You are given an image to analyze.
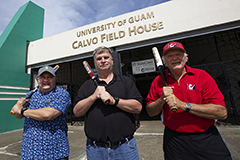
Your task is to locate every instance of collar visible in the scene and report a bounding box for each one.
[185,65,195,75]
[96,73,117,86]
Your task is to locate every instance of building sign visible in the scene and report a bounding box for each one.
[72,11,163,50]
[132,59,156,75]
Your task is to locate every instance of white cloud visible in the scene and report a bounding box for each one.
[0,0,169,37]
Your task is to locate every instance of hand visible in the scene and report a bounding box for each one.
[162,86,181,111]
[11,98,29,115]
[164,94,179,109]
[162,86,173,98]
[93,86,114,105]
[93,86,106,99]
[100,91,114,105]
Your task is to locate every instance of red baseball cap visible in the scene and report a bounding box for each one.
[162,41,186,56]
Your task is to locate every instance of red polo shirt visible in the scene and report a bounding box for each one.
[146,65,226,133]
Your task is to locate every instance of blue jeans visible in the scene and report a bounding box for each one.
[86,137,139,160]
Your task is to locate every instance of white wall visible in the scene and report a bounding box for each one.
[27,0,240,66]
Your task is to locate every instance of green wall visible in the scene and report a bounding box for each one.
[0,1,44,133]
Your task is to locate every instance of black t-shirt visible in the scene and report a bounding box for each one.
[75,74,143,142]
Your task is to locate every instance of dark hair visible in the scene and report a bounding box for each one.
[93,46,112,61]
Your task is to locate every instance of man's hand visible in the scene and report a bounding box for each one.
[11,98,29,118]
[12,98,29,114]
[162,86,173,98]
[164,94,180,109]
[100,91,115,105]
[162,86,181,111]
[92,86,112,104]
[93,86,106,99]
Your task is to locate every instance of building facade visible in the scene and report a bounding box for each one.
[1,0,240,132]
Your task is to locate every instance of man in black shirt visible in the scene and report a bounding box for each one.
[74,46,143,160]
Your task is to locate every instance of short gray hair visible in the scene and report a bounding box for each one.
[93,46,112,57]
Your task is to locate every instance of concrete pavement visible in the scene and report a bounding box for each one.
[0,120,240,160]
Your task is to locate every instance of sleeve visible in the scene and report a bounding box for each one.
[24,88,39,108]
[73,80,94,106]
[25,88,38,99]
[201,71,226,107]
[146,76,162,105]
[49,89,71,114]
[25,92,32,98]
[125,76,143,104]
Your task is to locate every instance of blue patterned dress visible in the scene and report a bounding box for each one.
[20,86,71,160]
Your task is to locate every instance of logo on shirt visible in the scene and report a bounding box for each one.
[186,83,196,90]
[45,100,50,106]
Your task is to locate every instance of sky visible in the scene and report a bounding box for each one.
[0,0,169,38]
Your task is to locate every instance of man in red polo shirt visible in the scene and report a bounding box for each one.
[146,41,232,160]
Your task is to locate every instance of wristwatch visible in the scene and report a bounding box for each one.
[21,107,28,117]
[113,97,119,106]
[185,103,192,112]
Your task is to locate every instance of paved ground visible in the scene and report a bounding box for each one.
[0,120,239,160]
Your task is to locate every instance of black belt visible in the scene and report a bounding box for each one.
[89,135,133,148]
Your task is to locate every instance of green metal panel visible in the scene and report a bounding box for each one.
[0,100,25,133]
[0,1,44,133]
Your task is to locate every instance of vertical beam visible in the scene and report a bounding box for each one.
[112,47,121,75]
